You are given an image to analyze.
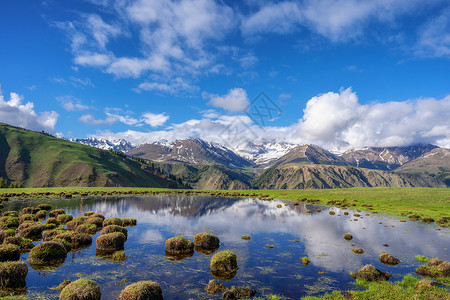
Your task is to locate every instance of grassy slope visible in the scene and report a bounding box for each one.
[1,187,448,220]
[0,123,178,188]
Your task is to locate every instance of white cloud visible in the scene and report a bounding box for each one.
[137,77,198,95]
[142,112,169,127]
[296,88,450,149]
[57,96,91,111]
[56,0,236,84]
[90,88,450,151]
[0,87,58,133]
[241,2,302,36]
[79,114,117,126]
[74,53,112,67]
[208,88,250,113]
[415,7,450,57]
[241,0,435,41]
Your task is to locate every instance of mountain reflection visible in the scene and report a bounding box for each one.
[88,195,449,272]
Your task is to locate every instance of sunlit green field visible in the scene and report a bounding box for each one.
[1,187,449,221]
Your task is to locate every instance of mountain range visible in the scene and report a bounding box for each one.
[0,123,448,189]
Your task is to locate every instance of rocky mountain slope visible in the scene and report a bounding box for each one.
[340,144,438,170]
[395,148,450,185]
[272,144,348,167]
[127,138,253,168]
[253,164,447,189]
[0,123,181,188]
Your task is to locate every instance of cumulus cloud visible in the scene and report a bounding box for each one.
[0,87,58,132]
[142,113,169,127]
[55,0,237,88]
[208,88,250,113]
[241,0,436,41]
[57,96,91,111]
[136,77,199,95]
[415,7,450,57]
[79,110,169,128]
[91,88,450,151]
[296,88,450,149]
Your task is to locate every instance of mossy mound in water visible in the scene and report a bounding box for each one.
[43,229,67,241]
[118,280,163,300]
[103,218,122,227]
[0,261,28,290]
[66,216,88,230]
[210,250,238,280]
[56,214,73,224]
[56,280,71,291]
[165,236,194,255]
[121,218,137,227]
[85,217,103,229]
[0,244,20,262]
[222,286,256,300]
[55,232,92,250]
[194,232,220,249]
[17,222,44,240]
[2,211,18,217]
[60,278,101,300]
[379,253,401,265]
[19,213,38,223]
[37,204,51,211]
[27,241,67,266]
[0,216,19,229]
[49,209,65,218]
[76,224,98,235]
[205,279,227,294]
[344,233,353,240]
[85,213,104,220]
[416,259,450,278]
[0,230,15,243]
[20,207,39,215]
[96,232,126,251]
[3,237,34,253]
[36,210,47,219]
[46,217,59,226]
[351,264,390,281]
[100,225,128,240]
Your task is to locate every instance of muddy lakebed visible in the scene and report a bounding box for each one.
[3,195,450,299]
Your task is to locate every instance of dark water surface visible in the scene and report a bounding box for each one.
[4,195,450,299]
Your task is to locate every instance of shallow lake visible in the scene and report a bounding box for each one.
[4,195,450,299]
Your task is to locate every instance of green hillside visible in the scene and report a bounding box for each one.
[253,163,447,189]
[0,123,181,188]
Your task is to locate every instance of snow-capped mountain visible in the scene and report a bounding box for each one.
[69,137,135,153]
[340,144,438,170]
[234,141,296,166]
[126,138,253,167]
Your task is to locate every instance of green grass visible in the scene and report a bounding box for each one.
[302,278,449,299]
[415,255,430,262]
[1,187,449,221]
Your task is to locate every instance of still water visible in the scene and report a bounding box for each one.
[4,195,450,299]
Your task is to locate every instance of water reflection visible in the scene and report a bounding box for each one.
[3,195,450,299]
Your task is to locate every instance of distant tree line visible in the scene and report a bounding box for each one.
[0,177,23,188]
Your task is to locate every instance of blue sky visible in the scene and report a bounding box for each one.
[0,0,449,151]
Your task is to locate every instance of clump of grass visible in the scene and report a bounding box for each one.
[100,225,128,240]
[343,233,353,240]
[241,235,251,240]
[210,250,238,273]
[27,241,67,265]
[56,214,73,224]
[165,236,194,254]
[121,218,137,226]
[0,261,28,290]
[204,279,227,294]
[193,232,219,248]
[352,248,364,254]
[102,217,122,227]
[60,278,101,300]
[399,275,419,287]
[350,265,390,281]
[96,232,126,251]
[118,281,162,300]
[0,244,21,262]
[415,255,430,262]
[301,257,310,265]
